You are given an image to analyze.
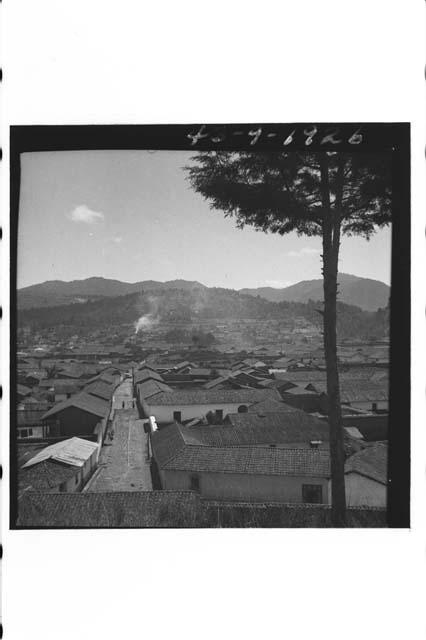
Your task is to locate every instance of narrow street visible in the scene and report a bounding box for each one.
[87,377,153,492]
[112,376,136,411]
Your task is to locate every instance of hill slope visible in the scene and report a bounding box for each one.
[18,277,206,309]
[240,273,390,311]
[17,287,389,341]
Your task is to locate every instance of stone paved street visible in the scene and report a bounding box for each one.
[88,378,153,492]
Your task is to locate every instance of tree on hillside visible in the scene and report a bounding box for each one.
[185,151,391,526]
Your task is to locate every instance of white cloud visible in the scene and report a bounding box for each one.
[67,204,105,224]
[288,247,321,258]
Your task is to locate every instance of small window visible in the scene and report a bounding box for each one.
[372,402,377,412]
[215,409,223,421]
[237,405,248,414]
[190,475,200,491]
[302,484,323,504]
[28,428,33,437]
[20,429,28,439]
[173,411,182,423]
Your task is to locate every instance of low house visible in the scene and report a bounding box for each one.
[100,366,123,377]
[85,371,119,386]
[203,370,263,390]
[21,370,48,387]
[225,409,330,449]
[56,366,94,380]
[279,386,321,412]
[151,422,331,504]
[344,443,388,507]
[41,392,110,437]
[143,388,281,425]
[19,437,99,495]
[38,379,84,402]
[157,373,206,389]
[188,368,213,380]
[247,397,296,414]
[17,400,56,440]
[313,380,389,413]
[203,376,234,390]
[84,380,116,402]
[341,413,388,442]
[203,376,245,391]
[134,368,164,385]
[153,361,195,374]
[136,380,173,409]
[271,357,294,369]
[230,370,265,388]
[174,361,195,374]
[273,370,327,388]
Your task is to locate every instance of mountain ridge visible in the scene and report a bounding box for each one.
[18,273,390,312]
[240,273,390,312]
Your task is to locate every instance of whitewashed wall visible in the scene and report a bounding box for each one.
[161,469,330,504]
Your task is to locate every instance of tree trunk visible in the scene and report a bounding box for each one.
[322,251,346,526]
[319,154,347,527]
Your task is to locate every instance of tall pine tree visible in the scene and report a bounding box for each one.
[186,150,391,526]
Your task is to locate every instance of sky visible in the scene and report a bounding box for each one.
[17,150,392,290]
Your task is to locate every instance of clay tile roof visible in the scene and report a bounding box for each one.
[17,491,201,527]
[146,388,280,406]
[137,380,173,400]
[247,398,296,414]
[227,410,329,441]
[312,380,388,403]
[41,392,110,420]
[151,423,330,477]
[134,368,164,384]
[281,386,318,396]
[150,423,186,466]
[180,415,327,448]
[19,460,80,494]
[204,376,229,389]
[84,380,116,401]
[163,444,330,477]
[345,443,388,484]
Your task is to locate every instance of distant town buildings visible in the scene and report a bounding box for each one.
[14,326,389,527]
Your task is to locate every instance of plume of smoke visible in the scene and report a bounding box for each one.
[134,296,160,334]
[191,287,208,315]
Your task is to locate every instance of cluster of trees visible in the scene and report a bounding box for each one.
[162,327,217,347]
[300,299,389,340]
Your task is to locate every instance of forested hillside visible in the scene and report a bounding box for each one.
[17,286,389,340]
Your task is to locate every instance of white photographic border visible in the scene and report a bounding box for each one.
[1,1,425,639]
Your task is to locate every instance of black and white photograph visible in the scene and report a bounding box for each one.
[2,2,424,639]
[10,123,409,529]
